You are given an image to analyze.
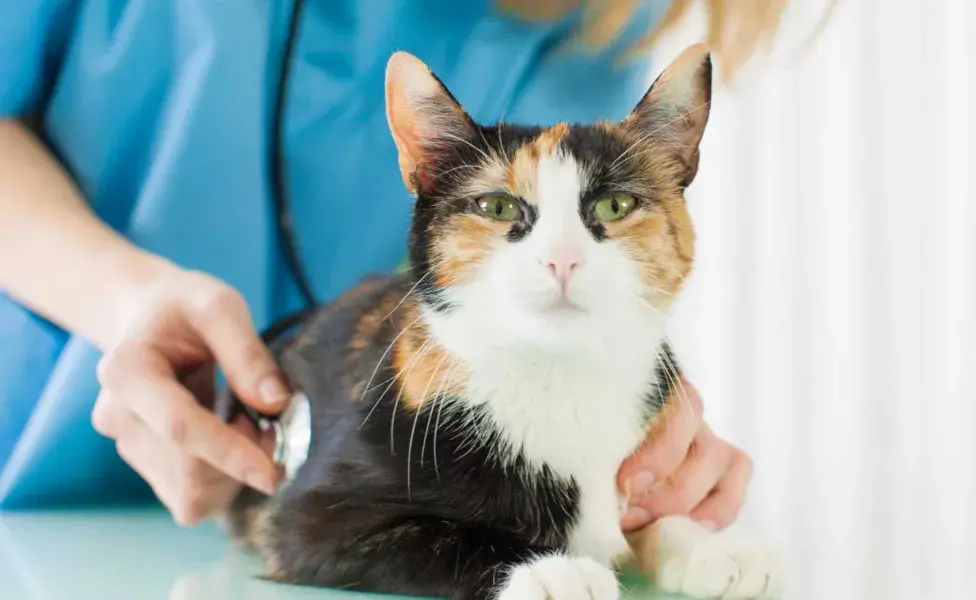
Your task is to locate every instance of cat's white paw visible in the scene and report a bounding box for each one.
[631,516,784,599]
[721,546,784,599]
[497,555,619,600]
[651,517,739,598]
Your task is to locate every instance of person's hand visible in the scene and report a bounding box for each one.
[617,378,753,532]
[91,265,290,526]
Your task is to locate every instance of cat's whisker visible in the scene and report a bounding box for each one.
[360,321,447,401]
[430,365,461,482]
[648,348,680,428]
[422,356,465,474]
[437,163,481,180]
[378,272,431,326]
[476,125,507,167]
[495,120,506,159]
[658,349,688,406]
[380,332,435,406]
[610,100,711,170]
[362,370,402,397]
[634,284,677,314]
[620,140,699,167]
[406,350,452,500]
[388,335,437,454]
[420,380,443,469]
[358,313,426,426]
[609,129,660,172]
[646,100,711,140]
[657,341,693,421]
[439,132,493,164]
[639,283,676,297]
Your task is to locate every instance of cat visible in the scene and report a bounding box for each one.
[220,44,783,600]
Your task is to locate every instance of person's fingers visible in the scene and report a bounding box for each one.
[618,378,703,500]
[111,413,203,525]
[97,342,277,495]
[91,389,131,438]
[621,427,731,531]
[182,274,290,412]
[689,445,753,530]
[114,416,241,526]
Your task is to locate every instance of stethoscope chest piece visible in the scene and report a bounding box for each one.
[258,391,312,481]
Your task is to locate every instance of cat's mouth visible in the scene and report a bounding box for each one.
[541,297,588,316]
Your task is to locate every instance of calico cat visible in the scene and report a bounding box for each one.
[222,45,782,600]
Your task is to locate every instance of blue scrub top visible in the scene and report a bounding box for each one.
[0,0,662,508]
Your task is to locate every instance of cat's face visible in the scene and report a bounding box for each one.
[386,47,711,351]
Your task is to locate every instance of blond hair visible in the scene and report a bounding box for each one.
[496,0,797,82]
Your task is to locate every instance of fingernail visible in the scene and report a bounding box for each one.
[247,470,275,495]
[627,471,657,499]
[623,507,651,529]
[258,374,290,407]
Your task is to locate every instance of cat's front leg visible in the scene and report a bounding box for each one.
[255,497,566,600]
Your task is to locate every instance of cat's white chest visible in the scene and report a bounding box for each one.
[567,472,634,565]
[465,355,656,566]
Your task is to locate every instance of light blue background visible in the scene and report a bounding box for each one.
[0,0,662,507]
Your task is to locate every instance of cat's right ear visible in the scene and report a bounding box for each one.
[385,52,475,194]
[624,44,712,187]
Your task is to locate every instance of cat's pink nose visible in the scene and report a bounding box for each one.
[538,248,583,290]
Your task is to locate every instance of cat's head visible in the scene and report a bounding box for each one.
[385,46,711,353]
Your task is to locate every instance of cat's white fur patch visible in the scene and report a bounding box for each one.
[639,516,784,599]
[497,555,619,600]
[426,148,666,566]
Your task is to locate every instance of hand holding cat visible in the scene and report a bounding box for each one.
[617,379,753,532]
[91,267,290,526]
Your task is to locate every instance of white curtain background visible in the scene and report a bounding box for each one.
[655,0,974,598]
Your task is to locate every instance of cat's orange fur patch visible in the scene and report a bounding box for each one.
[348,292,399,353]
[431,213,503,288]
[504,123,570,203]
[506,144,539,200]
[345,283,419,404]
[535,122,569,156]
[390,303,467,412]
[609,198,694,310]
[602,125,696,309]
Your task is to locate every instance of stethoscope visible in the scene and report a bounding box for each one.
[221,0,316,480]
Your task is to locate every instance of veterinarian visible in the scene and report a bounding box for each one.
[0,0,779,530]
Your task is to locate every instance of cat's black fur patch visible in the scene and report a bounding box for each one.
[219,273,679,600]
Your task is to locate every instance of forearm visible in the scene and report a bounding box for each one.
[0,119,174,350]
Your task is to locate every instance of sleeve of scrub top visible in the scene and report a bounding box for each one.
[0,1,81,116]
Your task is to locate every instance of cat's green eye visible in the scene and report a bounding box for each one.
[477,194,522,222]
[592,193,637,223]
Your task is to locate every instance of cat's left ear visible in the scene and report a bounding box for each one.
[386,52,476,194]
[624,44,712,186]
